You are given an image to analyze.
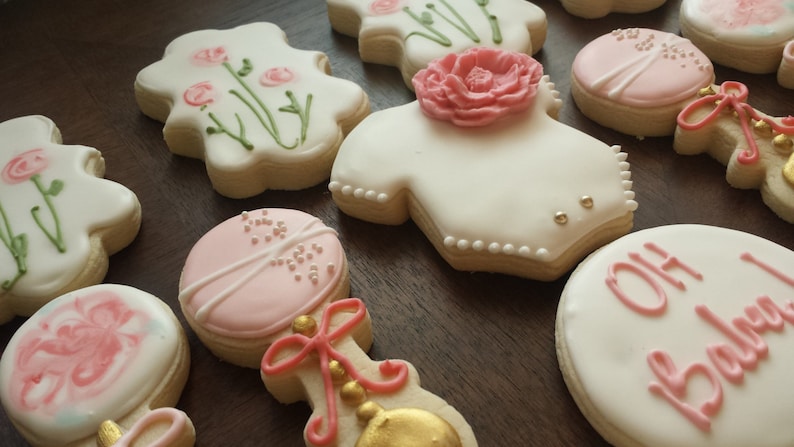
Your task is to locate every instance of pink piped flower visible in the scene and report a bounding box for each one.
[2,148,48,184]
[183,81,218,106]
[259,67,296,86]
[701,0,785,28]
[412,47,543,127]
[191,46,229,66]
[369,0,402,15]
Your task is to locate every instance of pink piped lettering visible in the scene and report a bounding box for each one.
[630,242,704,291]
[606,261,668,316]
[741,252,794,286]
[696,304,766,372]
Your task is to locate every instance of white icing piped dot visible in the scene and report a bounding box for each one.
[294,273,302,281]
[241,211,249,220]
[444,236,455,247]
[457,240,470,250]
[376,193,389,202]
[536,248,550,259]
[519,246,531,256]
[341,185,353,195]
[251,235,259,244]
[354,188,365,198]
[472,240,485,251]
[327,263,336,272]
[503,244,515,255]
[244,224,251,232]
[365,190,377,200]
[488,243,501,254]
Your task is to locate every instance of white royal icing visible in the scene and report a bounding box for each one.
[558,224,794,446]
[680,0,794,46]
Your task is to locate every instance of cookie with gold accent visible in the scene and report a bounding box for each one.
[674,81,794,223]
[260,298,477,446]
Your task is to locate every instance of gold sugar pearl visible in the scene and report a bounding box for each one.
[580,196,594,208]
[96,420,124,447]
[329,360,347,383]
[340,380,367,406]
[753,120,774,136]
[354,402,463,447]
[292,315,317,336]
[698,86,716,97]
[773,134,793,152]
[554,212,568,225]
[783,153,794,187]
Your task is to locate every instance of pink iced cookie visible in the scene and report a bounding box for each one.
[330,48,638,281]
[674,81,794,223]
[557,224,794,446]
[261,298,477,447]
[571,28,714,137]
[680,0,794,74]
[0,284,193,447]
[135,22,370,198]
[178,208,349,368]
[559,0,666,19]
[0,116,141,323]
[325,0,547,89]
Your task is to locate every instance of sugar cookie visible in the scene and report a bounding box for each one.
[261,297,477,446]
[779,40,794,89]
[329,48,637,281]
[135,22,370,198]
[0,284,193,447]
[0,116,141,323]
[571,28,714,137]
[557,224,794,446]
[674,81,794,223]
[178,208,349,368]
[325,0,547,89]
[679,0,794,74]
[558,0,666,19]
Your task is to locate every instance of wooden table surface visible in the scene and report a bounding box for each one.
[1,0,793,445]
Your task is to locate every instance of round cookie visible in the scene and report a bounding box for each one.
[680,0,794,74]
[558,0,667,19]
[0,116,142,323]
[556,224,794,446]
[178,208,349,368]
[571,28,714,137]
[0,284,192,447]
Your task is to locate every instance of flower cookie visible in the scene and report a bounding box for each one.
[556,224,794,446]
[558,0,666,19]
[0,116,141,324]
[178,208,349,368]
[135,22,370,198]
[261,298,477,447]
[674,81,794,223]
[325,0,547,89]
[329,48,638,281]
[679,0,794,74]
[0,284,194,447]
[571,28,714,137]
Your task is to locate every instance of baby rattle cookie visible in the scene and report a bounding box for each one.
[0,115,141,324]
[261,297,477,446]
[179,208,349,368]
[571,28,714,137]
[329,47,637,281]
[679,0,794,74]
[0,284,194,447]
[135,22,370,198]
[674,81,794,223]
[324,0,547,89]
[556,224,794,446]
[558,0,666,19]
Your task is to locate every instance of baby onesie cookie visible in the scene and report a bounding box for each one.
[674,81,794,223]
[571,28,714,137]
[558,0,666,19]
[556,224,794,446]
[679,0,794,74]
[329,48,638,281]
[0,284,193,447]
[178,208,349,368]
[135,22,370,198]
[0,116,141,324]
[325,0,547,89]
[261,298,477,446]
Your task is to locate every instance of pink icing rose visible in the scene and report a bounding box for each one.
[9,292,148,413]
[183,81,218,106]
[412,47,543,127]
[191,46,229,66]
[259,67,296,86]
[369,0,402,15]
[2,148,48,184]
[701,0,785,28]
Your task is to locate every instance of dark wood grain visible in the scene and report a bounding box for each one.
[1,0,792,446]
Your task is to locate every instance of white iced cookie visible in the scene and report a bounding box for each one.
[329,48,638,281]
[674,81,794,223]
[779,40,794,89]
[557,224,794,446]
[558,0,666,19]
[0,115,141,323]
[0,284,193,447]
[261,298,477,447]
[680,0,794,74]
[135,22,370,198]
[325,0,547,89]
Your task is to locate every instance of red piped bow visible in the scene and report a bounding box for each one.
[261,298,409,446]
[677,81,794,165]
